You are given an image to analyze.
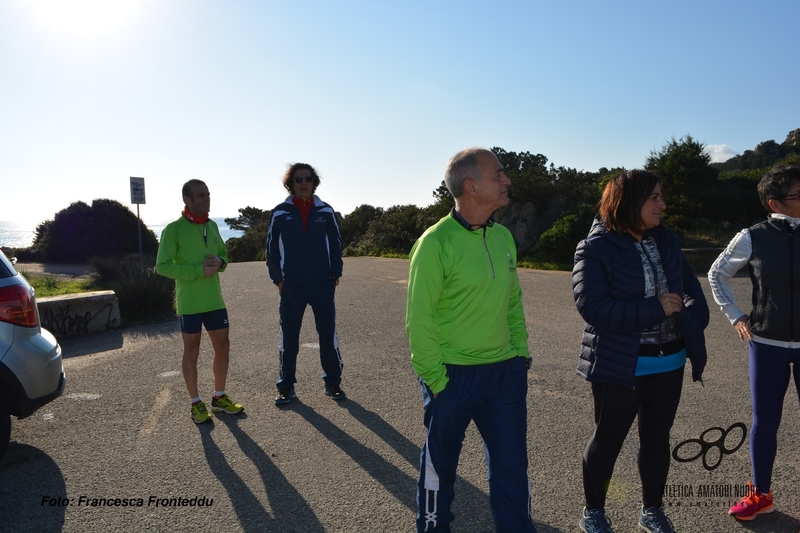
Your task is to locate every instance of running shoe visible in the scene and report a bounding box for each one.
[275,388,296,406]
[638,505,675,533]
[211,394,244,414]
[579,507,615,533]
[728,482,774,520]
[324,385,347,401]
[191,401,212,424]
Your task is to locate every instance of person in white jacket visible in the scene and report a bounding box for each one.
[708,164,800,521]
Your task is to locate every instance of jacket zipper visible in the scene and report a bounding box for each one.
[790,226,795,342]
[482,227,495,279]
[638,240,665,355]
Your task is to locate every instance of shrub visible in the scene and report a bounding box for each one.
[226,221,267,263]
[31,199,158,263]
[224,207,270,263]
[90,256,175,323]
[528,214,588,267]
[344,205,423,257]
[340,204,384,248]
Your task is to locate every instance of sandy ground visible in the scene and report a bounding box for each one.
[12,262,94,280]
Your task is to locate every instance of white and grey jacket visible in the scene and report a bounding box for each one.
[708,213,800,348]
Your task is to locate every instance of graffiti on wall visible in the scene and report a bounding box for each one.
[40,302,118,336]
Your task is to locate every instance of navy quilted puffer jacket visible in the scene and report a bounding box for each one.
[572,217,709,388]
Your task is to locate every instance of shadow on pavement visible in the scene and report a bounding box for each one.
[59,330,124,357]
[59,320,179,358]
[0,443,66,532]
[293,400,418,511]
[340,400,564,533]
[202,415,324,533]
[738,510,800,533]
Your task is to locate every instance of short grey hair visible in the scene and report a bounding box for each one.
[445,147,488,198]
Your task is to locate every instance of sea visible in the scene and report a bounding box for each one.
[0,218,244,250]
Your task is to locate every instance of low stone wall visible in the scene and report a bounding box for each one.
[37,290,121,339]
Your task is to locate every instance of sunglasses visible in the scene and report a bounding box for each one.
[779,193,800,202]
[294,176,314,183]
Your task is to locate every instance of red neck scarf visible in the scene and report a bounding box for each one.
[183,208,209,224]
[292,196,314,231]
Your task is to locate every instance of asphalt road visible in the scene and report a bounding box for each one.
[1,257,799,533]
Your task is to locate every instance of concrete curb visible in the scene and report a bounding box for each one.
[37,290,121,340]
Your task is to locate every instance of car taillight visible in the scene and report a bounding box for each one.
[0,285,39,327]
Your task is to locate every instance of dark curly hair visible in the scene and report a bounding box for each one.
[282,163,321,195]
[598,170,661,235]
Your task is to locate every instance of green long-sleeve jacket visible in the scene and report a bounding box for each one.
[405,212,529,394]
[156,216,228,315]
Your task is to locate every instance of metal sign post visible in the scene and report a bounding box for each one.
[130,177,146,262]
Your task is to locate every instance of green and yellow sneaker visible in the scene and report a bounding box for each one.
[191,401,213,424]
[211,394,244,414]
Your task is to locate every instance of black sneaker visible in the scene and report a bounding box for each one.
[275,388,296,406]
[638,506,675,533]
[324,385,347,401]
[580,507,615,533]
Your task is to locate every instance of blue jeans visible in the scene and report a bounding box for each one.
[416,357,537,533]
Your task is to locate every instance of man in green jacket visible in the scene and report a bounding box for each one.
[156,179,243,424]
[406,148,537,532]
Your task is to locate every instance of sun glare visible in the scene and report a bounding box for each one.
[28,0,144,42]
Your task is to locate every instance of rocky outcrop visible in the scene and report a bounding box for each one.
[495,197,575,257]
[495,202,537,256]
[785,129,800,149]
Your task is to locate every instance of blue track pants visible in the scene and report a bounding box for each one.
[749,340,800,493]
[277,281,342,389]
[416,356,537,533]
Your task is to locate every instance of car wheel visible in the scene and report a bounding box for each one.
[0,400,9,460]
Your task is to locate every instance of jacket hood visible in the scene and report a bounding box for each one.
[587,215,668,242]
[587,216,607,238]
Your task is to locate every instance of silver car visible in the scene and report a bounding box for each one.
[0,250,65,459]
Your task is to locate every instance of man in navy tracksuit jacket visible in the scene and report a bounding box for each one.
[266,163,345,405]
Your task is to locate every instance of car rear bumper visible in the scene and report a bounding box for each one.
[0,325,65,418]
[17,371,66,419]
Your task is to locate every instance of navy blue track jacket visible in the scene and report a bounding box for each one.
[266,195,343,286]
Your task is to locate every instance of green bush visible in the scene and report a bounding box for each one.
[527,210,595,268]
[226,227,267,263]
[224,207,270,263]
[90,256,175,323]
[340,204,384,248]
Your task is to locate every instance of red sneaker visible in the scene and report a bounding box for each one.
[729,482,775,521]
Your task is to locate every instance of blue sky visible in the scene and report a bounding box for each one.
[1,0,798,228]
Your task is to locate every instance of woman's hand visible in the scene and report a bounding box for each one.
[659,293,683,316]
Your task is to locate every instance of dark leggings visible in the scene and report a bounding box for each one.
[749,340,800,493]
[583,366,684,510]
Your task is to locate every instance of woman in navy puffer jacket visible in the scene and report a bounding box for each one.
[572,170,709,533]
